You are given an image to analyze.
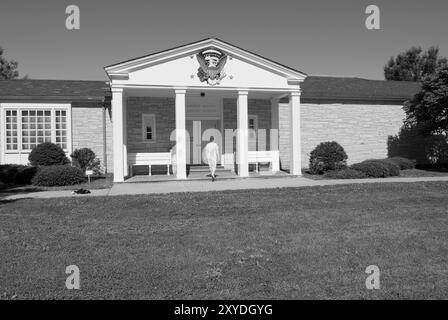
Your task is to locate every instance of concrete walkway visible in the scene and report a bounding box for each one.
[3,176,448,200]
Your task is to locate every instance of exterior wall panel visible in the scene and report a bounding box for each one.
[279,103,405,170]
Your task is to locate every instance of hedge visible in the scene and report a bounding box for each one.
[32,165,86,186]
[351,159,400,178]
[0,164,38,185]
[387,157,416,170]
[323,168,367,179]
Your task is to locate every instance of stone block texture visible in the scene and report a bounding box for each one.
[278,102,405,170]
[72,101,111,172]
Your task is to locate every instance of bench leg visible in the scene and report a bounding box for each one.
[130,165,133,177]
[167,164,170,176]
[256,163,259,173]
[148,165,152,176]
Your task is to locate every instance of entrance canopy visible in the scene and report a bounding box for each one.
[105,38,307,182]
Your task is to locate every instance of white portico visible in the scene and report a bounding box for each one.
[105,38,306,182]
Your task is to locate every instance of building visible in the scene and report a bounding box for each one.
[0,38,420,182]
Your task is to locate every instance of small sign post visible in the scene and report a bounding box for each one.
[86,170,93,185]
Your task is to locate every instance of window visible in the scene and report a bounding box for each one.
[142,114,156,142]
[2,104,70,153]
[55,110,67,149]
[248,115,258,138]
[21,110,52,151]
[5,110,18,151]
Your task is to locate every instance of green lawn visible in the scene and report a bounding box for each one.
[1,182,448,299]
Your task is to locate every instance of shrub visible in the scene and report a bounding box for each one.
[387,157,416,170]
[71,148,102,173]
[323,168,367,179]
[351,159,400,178]
[0,164,38,185]
[309,141,348,174]
[32,165,86,186]
[380,159,401,176]
[0,164,20,184]
[15,166,38,185]
[29,142,69,166]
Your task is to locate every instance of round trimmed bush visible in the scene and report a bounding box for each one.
[29,142,69,166]
[71,148,101,173]
[387,157,416,170]
[351,159,398,178]
[323,168,367,179]
[309,141,348,174]
[32,165,86,186]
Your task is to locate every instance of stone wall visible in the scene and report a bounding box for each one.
[71,101,110,172]
[279,102,405,170]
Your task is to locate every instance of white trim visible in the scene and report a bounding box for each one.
[141,113,157,143]
[109,84,301,93]
[105,38,307,80]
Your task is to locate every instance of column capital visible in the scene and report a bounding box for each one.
[111,87,124,94]
[289,90,301,97]
[237,89,249,96]
[174,87,187,94]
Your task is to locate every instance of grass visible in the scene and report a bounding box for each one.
[303,169,448,180]
[1,182,448,299]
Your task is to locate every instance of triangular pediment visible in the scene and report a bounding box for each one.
[105,38,307,89]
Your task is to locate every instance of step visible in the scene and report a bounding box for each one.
[188,165,228,172]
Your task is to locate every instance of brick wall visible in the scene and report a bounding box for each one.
[126,97,175,153]
[279,102,405,170]
[223,98,272,153]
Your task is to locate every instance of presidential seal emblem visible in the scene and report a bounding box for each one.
[196,48,227,86]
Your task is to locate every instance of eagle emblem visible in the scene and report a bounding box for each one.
[196,48,227,86]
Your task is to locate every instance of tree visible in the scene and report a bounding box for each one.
[384,46,447,81]
[404,65,448,136]
[0,46,19,80]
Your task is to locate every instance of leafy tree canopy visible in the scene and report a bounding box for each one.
[385,46,447,81]
[0,47,19,80]
[404,65,448,135]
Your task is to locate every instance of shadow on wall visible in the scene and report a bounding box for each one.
[388,124,448,167]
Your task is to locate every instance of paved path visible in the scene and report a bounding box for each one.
[3,176,448,200]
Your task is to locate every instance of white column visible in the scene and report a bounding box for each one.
[175,89,187,179]
[289,90,302,176]
[237,90,249,177]
[123,92,128,177]
[112,87,125,182]
[270,97,279,151]
[271,98,279,131]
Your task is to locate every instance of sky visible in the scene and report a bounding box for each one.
[0,0,447,81]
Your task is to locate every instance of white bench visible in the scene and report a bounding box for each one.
[128,152,172,176]
[248,150,280,173]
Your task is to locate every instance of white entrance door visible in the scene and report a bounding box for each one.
[186,119,220,164]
